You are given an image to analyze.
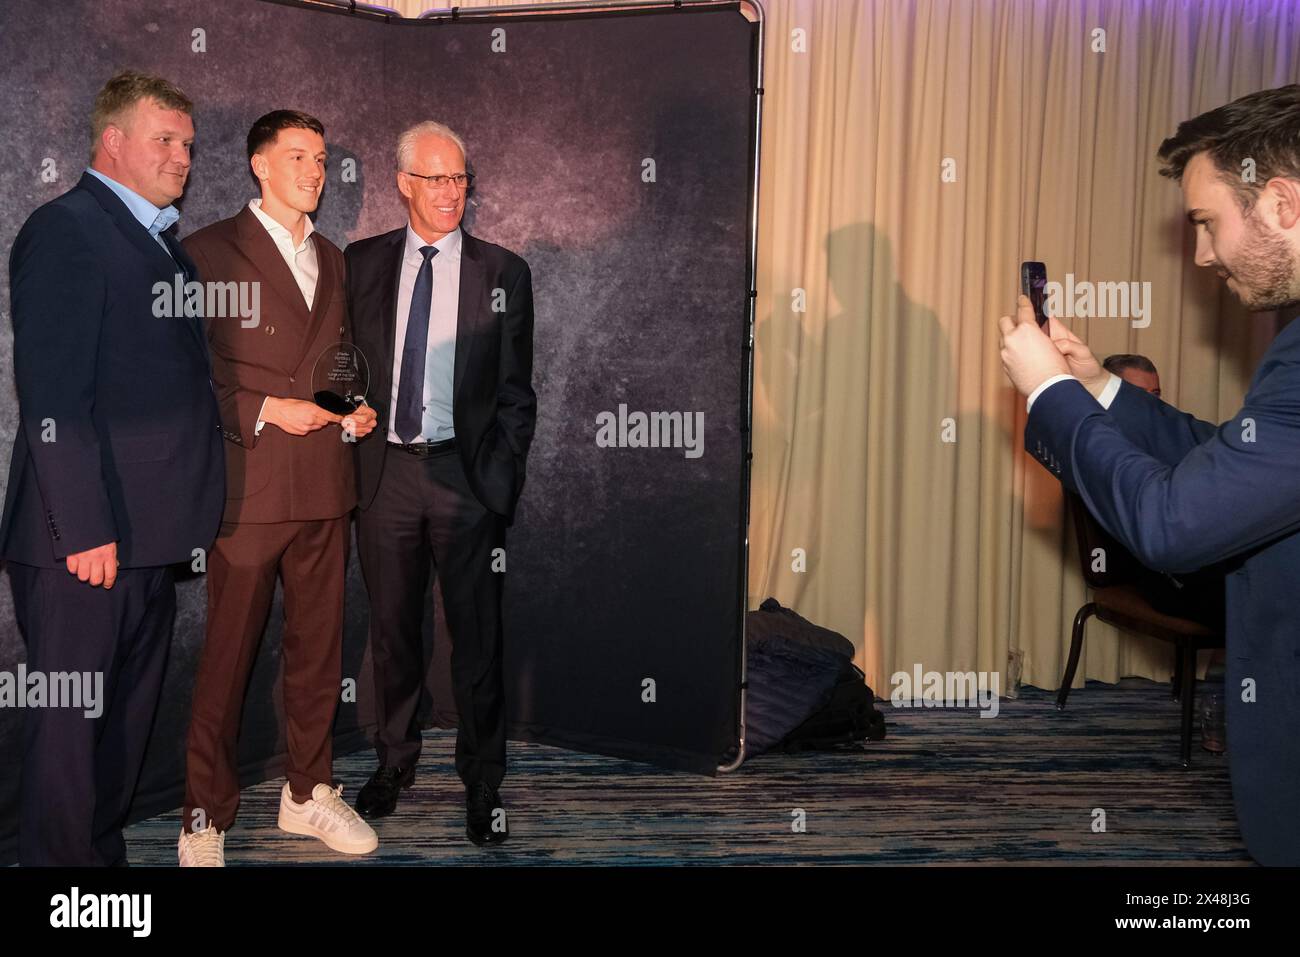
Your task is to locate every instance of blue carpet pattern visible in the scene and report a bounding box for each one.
[123,679,1250,865]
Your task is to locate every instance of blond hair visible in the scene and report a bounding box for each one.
[90,70,193,160]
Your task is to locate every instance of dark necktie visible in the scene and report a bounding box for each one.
[395,244,437,442]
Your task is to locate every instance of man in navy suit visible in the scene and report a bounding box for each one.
[0,71,225,865]
[999,84,1300,866]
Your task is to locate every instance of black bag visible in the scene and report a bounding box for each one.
[746,598,886,755]
[776,658,886,752]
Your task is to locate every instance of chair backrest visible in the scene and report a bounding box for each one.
[1065,491,1142,590]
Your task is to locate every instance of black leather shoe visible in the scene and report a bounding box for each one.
[355,765,415,819]
[465,782,509,846]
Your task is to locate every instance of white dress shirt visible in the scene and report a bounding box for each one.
[247,199,320,433]
[248,198,318,308]
[388,225,462,443]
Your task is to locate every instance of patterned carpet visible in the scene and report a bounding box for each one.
[124,678,1251,865]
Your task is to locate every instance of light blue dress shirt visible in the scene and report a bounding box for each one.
[85,168,179,254]
[388,225,462,443]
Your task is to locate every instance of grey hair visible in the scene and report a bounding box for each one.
[396,120,468,172]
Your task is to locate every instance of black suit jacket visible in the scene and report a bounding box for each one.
[345,227,536,524]
[0,172,225,568]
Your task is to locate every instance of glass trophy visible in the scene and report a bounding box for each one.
[312,342,370,415]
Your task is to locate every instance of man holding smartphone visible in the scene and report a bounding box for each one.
[998,84,1300,867]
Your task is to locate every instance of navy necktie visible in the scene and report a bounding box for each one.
[395,245,437,442]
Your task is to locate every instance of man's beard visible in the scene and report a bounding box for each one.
[1225,210,1299,311]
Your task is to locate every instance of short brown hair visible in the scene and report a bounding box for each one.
[247,109,325,161]
[1103,354,1158,377]
[1157,84,1300,211]
[91,70,193,160]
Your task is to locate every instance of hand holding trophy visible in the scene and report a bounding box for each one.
[313,342,377,439]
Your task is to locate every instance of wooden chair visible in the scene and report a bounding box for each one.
[1059,492,1225,767]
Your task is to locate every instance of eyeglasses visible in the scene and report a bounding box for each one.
[402,171,475,190]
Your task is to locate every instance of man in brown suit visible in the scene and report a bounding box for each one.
[176,111,379,866]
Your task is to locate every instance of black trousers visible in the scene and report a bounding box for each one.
[357,444,507,789]
[7,562,175,866]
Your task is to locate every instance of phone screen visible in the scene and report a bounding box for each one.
[1020,261,1049,330]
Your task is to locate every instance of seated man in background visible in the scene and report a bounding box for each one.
[1103,353,1162,397]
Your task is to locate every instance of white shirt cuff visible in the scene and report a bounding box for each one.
[255,396,269,436]
[1096,372,1122,409]
[1026,374,1076,413]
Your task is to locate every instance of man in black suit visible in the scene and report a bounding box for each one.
[345,121,535,844]
[0,71,225,865]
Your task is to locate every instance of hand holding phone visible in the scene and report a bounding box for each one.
[1020,261,1049,331]
[1014,262,1111,398]
[998,263,1072,397]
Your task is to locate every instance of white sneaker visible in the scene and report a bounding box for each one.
[277,782,379,855]
[178,824,226,867]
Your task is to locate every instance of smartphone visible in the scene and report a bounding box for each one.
[1020,261,1049,330]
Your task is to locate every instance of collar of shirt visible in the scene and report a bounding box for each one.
[247,197,315,251]
[403,223,462,264]
[85,167,179,238]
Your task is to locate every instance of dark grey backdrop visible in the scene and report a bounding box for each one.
[0,0,756,860]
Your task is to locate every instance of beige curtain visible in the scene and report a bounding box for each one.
[382,0,1297,693]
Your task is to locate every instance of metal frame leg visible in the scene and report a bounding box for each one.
[1057,602,1096,711]
[1179,643,1196,768]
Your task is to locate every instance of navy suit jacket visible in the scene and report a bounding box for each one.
[1026,317,1300,866]
[0,173,225,568]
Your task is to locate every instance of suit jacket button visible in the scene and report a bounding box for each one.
[339,325,345,334]
[289,376,295,383]
[266,325,276,335]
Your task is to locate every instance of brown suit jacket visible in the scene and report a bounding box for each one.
[183,207,356,524]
